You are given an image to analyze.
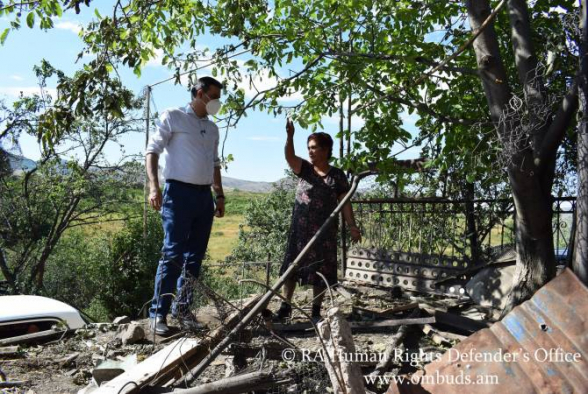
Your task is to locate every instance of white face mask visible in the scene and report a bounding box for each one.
[205,99,221,116]
[201,92,221,116]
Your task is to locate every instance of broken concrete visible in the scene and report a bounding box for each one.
[465,263,516,311]
[116,323,145,345]
[91,354,137,386]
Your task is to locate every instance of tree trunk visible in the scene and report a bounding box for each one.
[574,0,588,285]
[466,0,556,314]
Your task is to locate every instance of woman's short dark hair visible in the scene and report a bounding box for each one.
[307,132,333,159]
[191,77,224,98]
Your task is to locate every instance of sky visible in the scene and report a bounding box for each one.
[0,2,420,183]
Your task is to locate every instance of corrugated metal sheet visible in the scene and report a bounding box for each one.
[387,269,588,394]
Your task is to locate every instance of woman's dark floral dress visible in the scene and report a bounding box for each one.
[280,160,350,287]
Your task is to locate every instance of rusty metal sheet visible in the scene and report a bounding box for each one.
[387,268,588,394]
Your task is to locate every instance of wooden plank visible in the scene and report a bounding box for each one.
[433,310,489,334]
[0,329,70,346]
[350,317,435,330]
[261,316,435,334]
[353,302,419,318]
[171,370,292,394]
[95,338,201,394]
[0,346,21,358]
[318,308,366,393]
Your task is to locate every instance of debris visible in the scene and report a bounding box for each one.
[371,308,422,377]
[58,352,80,368]
[421,324,466,343]
[0,380,28,388]
[465,263,516,312]
[171,369,293,394]
[421,324,451,346]
[350,316,435,331]
[117,323,145,345]
[95,337,201,393]
[353,302,419,318]
[0,328,71,346]
[91,354,138,386]
[76,328,97,339]
[334,285,353,300]
[112,316,131,325]
[387,269,588,393]
[259,316,435,334]
[172,296,262,387]
[431,310,489,334]
[0,346,21,358]
[98,296,261,393]
[318,307,366,394]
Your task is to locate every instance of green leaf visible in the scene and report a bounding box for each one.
[133,65,142,78]
[54,3,63,17]
[0,28,9,45]
[26,12,35,28]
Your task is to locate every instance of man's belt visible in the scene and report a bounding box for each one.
[166,179,211,191]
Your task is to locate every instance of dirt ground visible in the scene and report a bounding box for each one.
[1,283,473,394]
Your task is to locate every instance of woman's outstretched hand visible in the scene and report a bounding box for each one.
[286,118,295,136]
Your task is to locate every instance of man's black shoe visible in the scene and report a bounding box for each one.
[272,302,292,322]
[177,312,204,331]
[149,316,170,336]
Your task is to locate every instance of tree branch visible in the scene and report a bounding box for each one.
[362,81,479,125]
[537,81,579,165]
[323,50,480,76]
[507,0,548,152]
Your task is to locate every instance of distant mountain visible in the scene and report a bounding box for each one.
[6,152,36,174]
[6,153,279,193]
[222,176,275,193]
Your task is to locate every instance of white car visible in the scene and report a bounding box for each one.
[0,295,87,339]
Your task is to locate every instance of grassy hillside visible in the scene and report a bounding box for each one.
[68,189,262,262]
[208,190,261,261]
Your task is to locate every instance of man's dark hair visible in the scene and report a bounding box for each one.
[307,132,334,159]
[190,77,224,98]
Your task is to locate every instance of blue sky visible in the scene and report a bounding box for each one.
[0,2,420,182]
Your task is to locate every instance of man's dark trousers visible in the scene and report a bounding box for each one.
[149,180,214,319]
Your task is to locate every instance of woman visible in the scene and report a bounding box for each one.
[276,119,361,322]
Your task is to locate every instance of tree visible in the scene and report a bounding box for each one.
[0,62,143,293]
[1,1,582,309]
[574,0,588,285]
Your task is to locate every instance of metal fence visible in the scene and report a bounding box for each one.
[343,196,576,270]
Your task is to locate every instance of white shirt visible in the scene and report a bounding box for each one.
[146,104,221,185]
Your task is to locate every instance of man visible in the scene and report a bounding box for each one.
[145,76,225,336]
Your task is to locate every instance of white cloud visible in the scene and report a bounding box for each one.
[233,60,304,103]
[145,48,165,67]
[0,86,57,98]
[10,75,24,81]
[55,21,82,34]
[239,71,304,103]
[246,135,280,141]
